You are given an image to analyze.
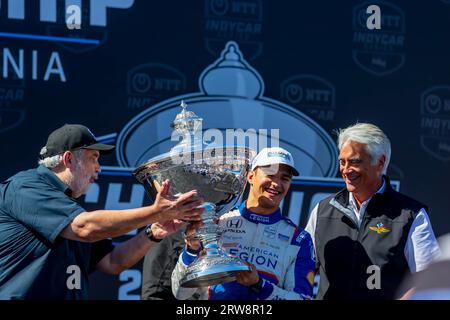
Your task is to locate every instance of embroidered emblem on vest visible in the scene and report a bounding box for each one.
[369,222,391,234]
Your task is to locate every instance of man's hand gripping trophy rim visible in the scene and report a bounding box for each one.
[150,179,205,240]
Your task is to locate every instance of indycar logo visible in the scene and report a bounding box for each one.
[369,222,391,234]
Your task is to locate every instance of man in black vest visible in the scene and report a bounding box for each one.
[306,123,441,300]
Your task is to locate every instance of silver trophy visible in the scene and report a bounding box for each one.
[133,101,255,287]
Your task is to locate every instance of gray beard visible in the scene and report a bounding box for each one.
[66,164,91,198]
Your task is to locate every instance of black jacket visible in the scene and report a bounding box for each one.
[314,176,426,300]
[141,230,185,300]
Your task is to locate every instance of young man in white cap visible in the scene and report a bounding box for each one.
[171,147,316,300]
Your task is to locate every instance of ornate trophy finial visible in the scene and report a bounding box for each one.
[171,101,203,131]
[170,101,203,153]
[180,100,187,110]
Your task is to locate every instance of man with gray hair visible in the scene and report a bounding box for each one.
[306,123,440,299]
[0,124,204,299]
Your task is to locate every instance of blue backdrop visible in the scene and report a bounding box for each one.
[0,0,449,299]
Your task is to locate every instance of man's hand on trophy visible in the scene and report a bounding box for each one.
[151,219,184,240]
[153,180,204,222]
[235,261,260,286]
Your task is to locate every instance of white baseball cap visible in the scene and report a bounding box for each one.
[251,147,299,176]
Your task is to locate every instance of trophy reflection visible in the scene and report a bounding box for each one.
[133,101,255,287]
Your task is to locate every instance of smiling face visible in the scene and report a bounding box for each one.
[246,164,293,214]
[339,141,385,202]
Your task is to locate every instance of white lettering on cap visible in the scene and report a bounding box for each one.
[267,151,291,161]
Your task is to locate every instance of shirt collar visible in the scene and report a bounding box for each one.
[239,201,282,224]
[349,177,386,209]
[37,165,73,196]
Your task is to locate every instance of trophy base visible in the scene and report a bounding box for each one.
[180,254,251,288]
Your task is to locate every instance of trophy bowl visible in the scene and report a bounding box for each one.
[133,101,256,287]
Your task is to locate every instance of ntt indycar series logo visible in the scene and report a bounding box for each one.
[280,74,336,122]
[420,86,450,161]
[352,1,406,76]
[204,0,264,60]
[126,63,186,110]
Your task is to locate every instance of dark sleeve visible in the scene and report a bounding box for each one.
[141,231,184,300]
[8,181,85,244]
[89,239,115,274]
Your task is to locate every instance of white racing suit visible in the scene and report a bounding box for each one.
[171,202,316,300]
